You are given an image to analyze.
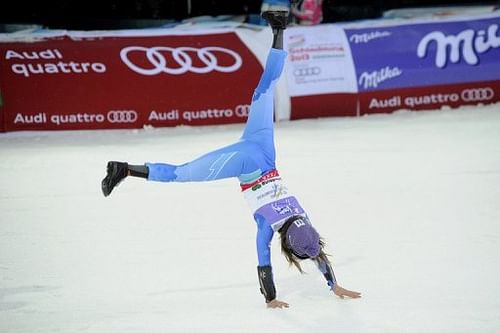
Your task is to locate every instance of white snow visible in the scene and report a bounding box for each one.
[1,104,500,332]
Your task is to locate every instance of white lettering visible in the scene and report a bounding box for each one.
[349,31,391,44]
[28,64,44,74]
[5,49,106,77]
[22,51,39,60]
[69,62,82,73]
[50,113,105,126]
[13,113,47,124]
[54,49,63,59]
[234,104,250,117]
[369,96,401,109]
[45,63,59,73]
[417,24,500,68]
[182,108,233,122]
[39,49,60,60]
[5,49,64,60]
[57,62,71,73]
[91,63,106,73]
[149,110,179,121]
[9,61,107,77]
[11,64,29,77]
[81,63,91,72]
[14,113,24,123]
[359,66,402,89]
[5,50,24,60]
[404,93,459,108]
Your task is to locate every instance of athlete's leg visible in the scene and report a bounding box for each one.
[149,19,289,183]
[146,139,266,182]
[240,12,288,171]
[101,11,289,196]
[241,48,287,142]
[103,60,285,194]
[102,139,266,196]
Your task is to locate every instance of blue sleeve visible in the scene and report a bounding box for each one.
[255,214,274,266]
[315,258,337,290]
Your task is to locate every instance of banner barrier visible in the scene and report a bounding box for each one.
[346,16,500,91]
[0,87,4,130]
[0,31,262,132]
[0,12,499,132]
[286,13,500,119]
[359,81,500,115]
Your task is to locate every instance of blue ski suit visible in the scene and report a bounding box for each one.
[145,48,336,296]
[146,48,287,267]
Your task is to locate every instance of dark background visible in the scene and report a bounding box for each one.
[0,0,498,30]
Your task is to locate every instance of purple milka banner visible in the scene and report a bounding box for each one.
[345,15,500,92]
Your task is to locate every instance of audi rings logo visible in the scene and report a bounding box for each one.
[120,46,243,76]
[107,110,138,123]
[461,88,495,102]
[235,104,250,117]
[294,67,321,77]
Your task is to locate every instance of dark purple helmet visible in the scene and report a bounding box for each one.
[285,216,320,258]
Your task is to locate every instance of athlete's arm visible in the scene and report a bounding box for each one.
[314,257,361,299]
[255,215,276,303]
[255,215,289,307]
[314,256,337,290]
[255,215,273,267]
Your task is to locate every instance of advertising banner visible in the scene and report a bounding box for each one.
[285,25,358,119]
[286,14,500,118]
[346,15,500,114]
[345,15,500,92]
[0,88,4,131]
[285,24,357,97]
[358,80,500,115]
[0,31,262,131]
[1,14,499,132]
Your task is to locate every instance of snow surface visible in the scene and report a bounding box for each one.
[1,104,500,332]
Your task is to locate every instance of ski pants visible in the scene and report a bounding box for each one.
[146,48,287,184]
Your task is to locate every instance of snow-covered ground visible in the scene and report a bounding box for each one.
[1,104,500,333]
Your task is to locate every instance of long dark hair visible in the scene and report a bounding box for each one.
[278,216,331,273]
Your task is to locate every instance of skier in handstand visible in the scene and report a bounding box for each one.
[102,10,361,308]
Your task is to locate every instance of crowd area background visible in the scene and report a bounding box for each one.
[1,0,499,31]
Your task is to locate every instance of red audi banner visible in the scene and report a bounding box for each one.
[359,80,500,115]
[0,31,262,132]
[0,87,4,130]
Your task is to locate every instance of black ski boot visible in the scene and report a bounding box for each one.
[262,11,289,49]
[101,161,128,197]
[261,11,289,30]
